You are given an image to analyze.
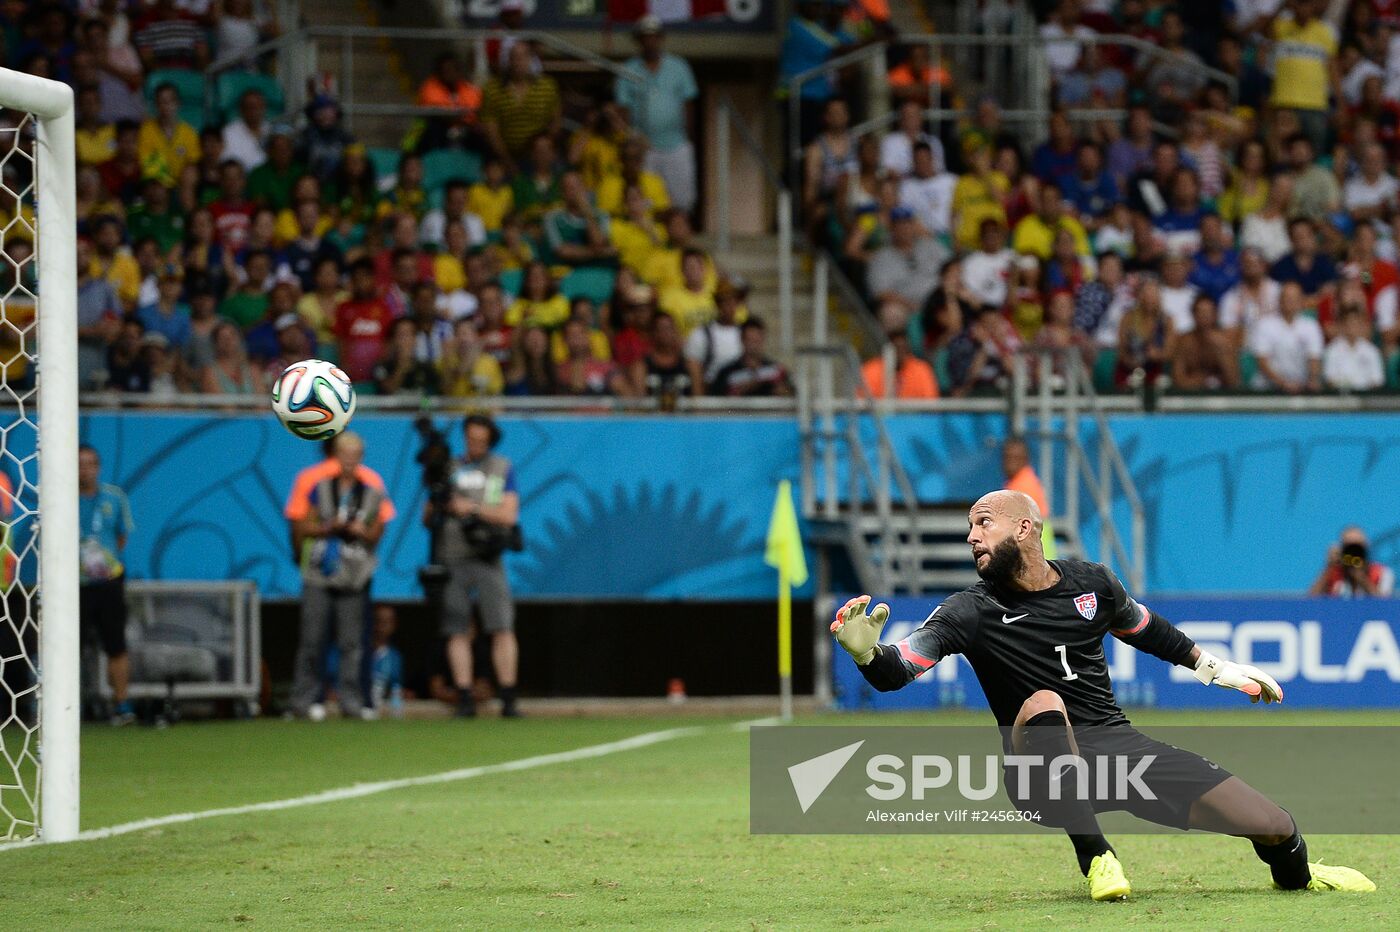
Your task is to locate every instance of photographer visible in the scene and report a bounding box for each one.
[424,415,522,718]
[1310,526,1395,597]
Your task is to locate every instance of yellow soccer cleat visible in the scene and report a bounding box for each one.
[1086,851,1131,901]
[1303,862,1377,893]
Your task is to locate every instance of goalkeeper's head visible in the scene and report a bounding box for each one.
[967,490,1045,586]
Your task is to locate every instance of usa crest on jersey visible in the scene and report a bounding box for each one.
[1074,592,1098,620]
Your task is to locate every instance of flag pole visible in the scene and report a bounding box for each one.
[778,562,793,722]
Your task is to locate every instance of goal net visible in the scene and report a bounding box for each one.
[0,69,79,844]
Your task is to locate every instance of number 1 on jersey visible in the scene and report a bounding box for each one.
[1054,644,1079,681]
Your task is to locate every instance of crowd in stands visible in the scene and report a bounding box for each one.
[1,3,791,404]
[788,0,1400,398]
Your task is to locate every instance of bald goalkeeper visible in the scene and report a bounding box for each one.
[831,490,1375,901]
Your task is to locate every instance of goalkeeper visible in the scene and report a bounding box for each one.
[831,489,1376,901]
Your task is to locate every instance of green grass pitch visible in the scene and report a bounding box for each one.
[3,710,1397,929]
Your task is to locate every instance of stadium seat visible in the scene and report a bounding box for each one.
[422,149,481,195]
[559,267,617,306]
[367,147,401,190]
[499,267,524,299]
[1388,351,1400,389]
[216,72,286,122]
[1092,349,1117,392]
[144,69,207,129]
[1239,352,1257,388]
[932,347,951,392]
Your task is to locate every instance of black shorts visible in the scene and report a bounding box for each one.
[1006,724,1232,831]
[80,576,128,656]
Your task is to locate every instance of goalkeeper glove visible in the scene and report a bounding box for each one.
[830,595,889,666]
[1192,650,1283,704]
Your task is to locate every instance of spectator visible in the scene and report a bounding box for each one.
[1179,112,1226,200]
[200,321,265,394]
[779,0,857,146]
[1218,140,1271,226]
[90,215,140,312]
[481,41,562,172]
[297,255,345,350]
[1159,252,1200,335]
[881,101,945,179]
[1055,43,1126,111]
[298,94,354,180]
[611,184,667,276]
[1323,305,1386,390]
[544,171,618,267]
[209,159,254,250]
[1074,251,1132,347]
[75,23,145,125]
[416,51,481,152]
[507,261,570,329]
[182,285,220,380]
[1043,228,1091,294]
[137,264,190,349]
[77,444,136,725]
[133,0,208,71]
[801,98,857,241]
[382,247,422,320]
[1270,218,1338,307]
[887,41,944,108]
[1032,289,1094,375]
[558,317,627,396]
[214,0,278,67]
[1106,105,1155,191]
[74,83,115,168]
[1002,435,1054,555]
[1115,277,1173,388]
[914,260,972,356]
[218,249,272,329]
[374,316,442,396]
[861,330,938,399]
[1240,173,1294,263]
[138,83,200,189]
[1189,215,1241,302]
[420,179,487,252]
[610,281,656,370]
[1269,0,1337,153]
[434,415,522,718]
[511,133,565,224]
[1059,142,1118,224]
[247,127,303,212]
[245,280,303,362]
[98,119,142,203]
[1039,0,1094,80]
[476,282,515,368]
[379,154,428,221]
[1126,140,1179,219]
[126,177,184,255]
[1250,281,1324,392]
[1309,526,1395,596]
[961,218,1015,308]
[1220,248,1282,349]
[1343,142,1399,231]
[867,206,947,322]
[1168,294,1239,390]
[952,143,1009,252]
[504,325,558,395]
[707,316,791,397]
[439,317,504,398]
[467,158,514,234]
[222,89,271,172]
[614,16,698,213]
[261,312,315,384]
[77,237,121,389]
[899,141,956,240]
[1030,110,1079,186]
[106,318,149,392]
[1286,133,1341,222]
[659,248,718,335]
[685,279,745,388]
[284,201,343,293]
[1143,9,1207,119]
[947,305,1020,396]
[1011,184,1089,261]
[290,431,391,721]
[571,98,630,191]
[644,209,715,293]
[143,332,182,399]
[596,135,671,219]
[632,312,696,402]
[1152,169,1207,255]
[334,258,395,385]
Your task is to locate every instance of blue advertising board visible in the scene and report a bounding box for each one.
[833,596,1400,711]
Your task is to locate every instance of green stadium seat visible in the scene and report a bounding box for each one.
[932,347,950,393]
[421,149,481,194]
[367,147,401,185]
[1239,351,1257,388]
[1388,350,1400,389]
[216,72,285,122]
[559,267,617,305]
[1092,348,1117,392]
[498,267,524,299]
[144,69,207,129]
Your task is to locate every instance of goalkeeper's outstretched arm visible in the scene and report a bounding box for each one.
[830,596,948,693]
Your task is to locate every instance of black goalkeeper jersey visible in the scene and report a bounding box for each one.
[860,559,1161,728]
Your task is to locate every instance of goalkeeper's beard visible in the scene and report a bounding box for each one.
[976,536,1025,586]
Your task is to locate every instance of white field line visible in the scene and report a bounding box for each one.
[5,717,776,849]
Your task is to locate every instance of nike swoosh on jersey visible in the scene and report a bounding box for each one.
[1002,613,1028,624]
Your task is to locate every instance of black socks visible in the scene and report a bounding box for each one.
[1253,825,1310,890]
[1023,710,1114,876]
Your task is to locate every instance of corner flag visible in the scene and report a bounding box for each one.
[766,480,807,721]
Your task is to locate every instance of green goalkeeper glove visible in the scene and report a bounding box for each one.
[1192,650,1283,704]
[830,595,889,666]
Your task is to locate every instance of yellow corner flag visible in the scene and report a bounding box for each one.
[766,480,807,721]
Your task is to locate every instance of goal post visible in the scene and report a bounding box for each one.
[0,68,79,843]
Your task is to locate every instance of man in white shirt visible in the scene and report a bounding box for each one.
[221,89,270,172]
[1159,253,1200,334]
[961,219,1016,308]
[1039,0,1095,78]
[1251,281,1324,391]
[1323,305,1386,390]
[1219,248,1281,347]
[880,101,945,178]
[419,180,488,251]
[1342,142,1399,231]
[684,279,745,388]
[898,142,956,239]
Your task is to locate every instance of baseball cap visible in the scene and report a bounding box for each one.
[635,14,663,35]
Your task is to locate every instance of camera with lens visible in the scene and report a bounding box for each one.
[1340,541,1369,570]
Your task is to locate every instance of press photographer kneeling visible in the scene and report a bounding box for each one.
[425,415,523,717]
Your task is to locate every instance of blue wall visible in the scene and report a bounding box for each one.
[2,410,1395,600]
[833,596,1400,711]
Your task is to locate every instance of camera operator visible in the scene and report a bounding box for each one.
[424,414,522,718]
[1309,526,1395,597]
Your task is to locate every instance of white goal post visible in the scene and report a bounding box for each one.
[0,68,79,843]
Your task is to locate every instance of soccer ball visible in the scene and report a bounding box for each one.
[271,359,357,440]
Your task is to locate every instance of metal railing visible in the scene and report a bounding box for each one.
[1010,348,1146,592]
